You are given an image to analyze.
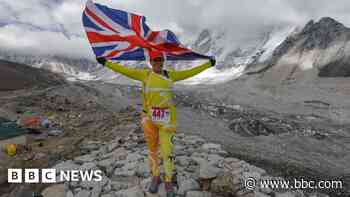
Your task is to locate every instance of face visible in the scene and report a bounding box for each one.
[150,57,164,73]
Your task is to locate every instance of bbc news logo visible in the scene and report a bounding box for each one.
[8,169,103,183]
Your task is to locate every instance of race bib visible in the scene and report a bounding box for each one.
[151,107,170,123]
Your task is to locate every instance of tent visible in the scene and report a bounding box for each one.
[0,118,27,140]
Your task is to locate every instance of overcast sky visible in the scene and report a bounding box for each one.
[1,0,350,59]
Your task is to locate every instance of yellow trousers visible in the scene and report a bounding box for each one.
[141,114,175,182]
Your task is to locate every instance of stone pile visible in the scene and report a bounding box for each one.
[46,130,327,197]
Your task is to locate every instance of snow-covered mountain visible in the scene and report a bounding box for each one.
[190,25,296,68]
[177,25,297,84]
[0,51,100,81]
[248,17,350,84]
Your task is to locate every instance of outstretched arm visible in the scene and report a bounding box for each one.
[168,60,214,82]
[97,58,148,82]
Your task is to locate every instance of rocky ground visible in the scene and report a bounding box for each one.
[112,84,350,197]
[0,81,138,196]
[0,60,64,91]
[0,77,348,196]
[31,129,330,197]
[39,129,336,197]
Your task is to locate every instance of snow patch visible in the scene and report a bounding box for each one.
[179,65,246,85]
[259,26,296,62]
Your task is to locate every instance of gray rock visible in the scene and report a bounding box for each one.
[191,156,206,166]
[111,181,132,191]
[65,190,74,197]
[176,156,191,167]
[48,129,64,136]
[275,192,298,197]
[98,157,117,170]
[199,164,221,179]
[224,157,241,164]
[126,153,144,163]
[91,185,102,197]
[79,162,99,171]
[242,171,262,183]
[259,185,273,195]
[101,194,116,197]
[103,181,113,193]
[207,154,224,166]
[255,191,270,197]
[81,141,101,152]
[53,160,80,174]
[308,192,329,197]
[178,179,200,196]
[66,190,74,197]
[108,138,121,152]
[68,180,80,188]
[74,188,82,194]
[183,136,200,145]
[99,145,109,155]
[115,186,145,197]
[41,184,65,197]
[186,191,212,197]
[123,161,139,171]
[80,175,109,190]
[74,154,96,164]
[185,165,197,173]
[211,173,242,195]
[235,189,255,197]
[135,161,150,177]
[75,190,91,197]
[114,168,136,177]
[201,143,221,151]
[100,148,128,161]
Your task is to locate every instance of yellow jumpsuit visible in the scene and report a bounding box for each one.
[106,61,212,181]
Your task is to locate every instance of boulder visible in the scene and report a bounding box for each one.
[115,186,145,197]
[186,191,212,197]
[199,164,221,179]
[75,190,91,197]
[178,179,200,196]
[41,184,65,197]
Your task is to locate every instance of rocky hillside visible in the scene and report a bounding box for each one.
[248,17,350,80]
[0,51,100,81]
[189,26,296,70]
[0,60,65,91]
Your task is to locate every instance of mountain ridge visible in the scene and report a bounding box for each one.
[250,17,350,79]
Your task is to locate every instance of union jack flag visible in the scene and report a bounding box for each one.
[82,0,210,61]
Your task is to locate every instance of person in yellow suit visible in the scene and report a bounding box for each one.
[96,55,215,197]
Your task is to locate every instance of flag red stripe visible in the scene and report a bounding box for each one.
[87,32,125,43]
[153,43,190,53]
[131,14,142,36]
[146,32,160,42]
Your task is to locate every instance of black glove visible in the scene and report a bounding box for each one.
[96,57,107,66]
[210,57,216,67]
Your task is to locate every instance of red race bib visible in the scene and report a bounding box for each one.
[151,107,170,123]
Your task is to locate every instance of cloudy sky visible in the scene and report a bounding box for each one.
[1,0,350,60]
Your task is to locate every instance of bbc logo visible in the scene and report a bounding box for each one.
[8,169,57,183]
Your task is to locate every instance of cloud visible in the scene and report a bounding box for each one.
[0,24,93,58]
[1,0,350,59]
